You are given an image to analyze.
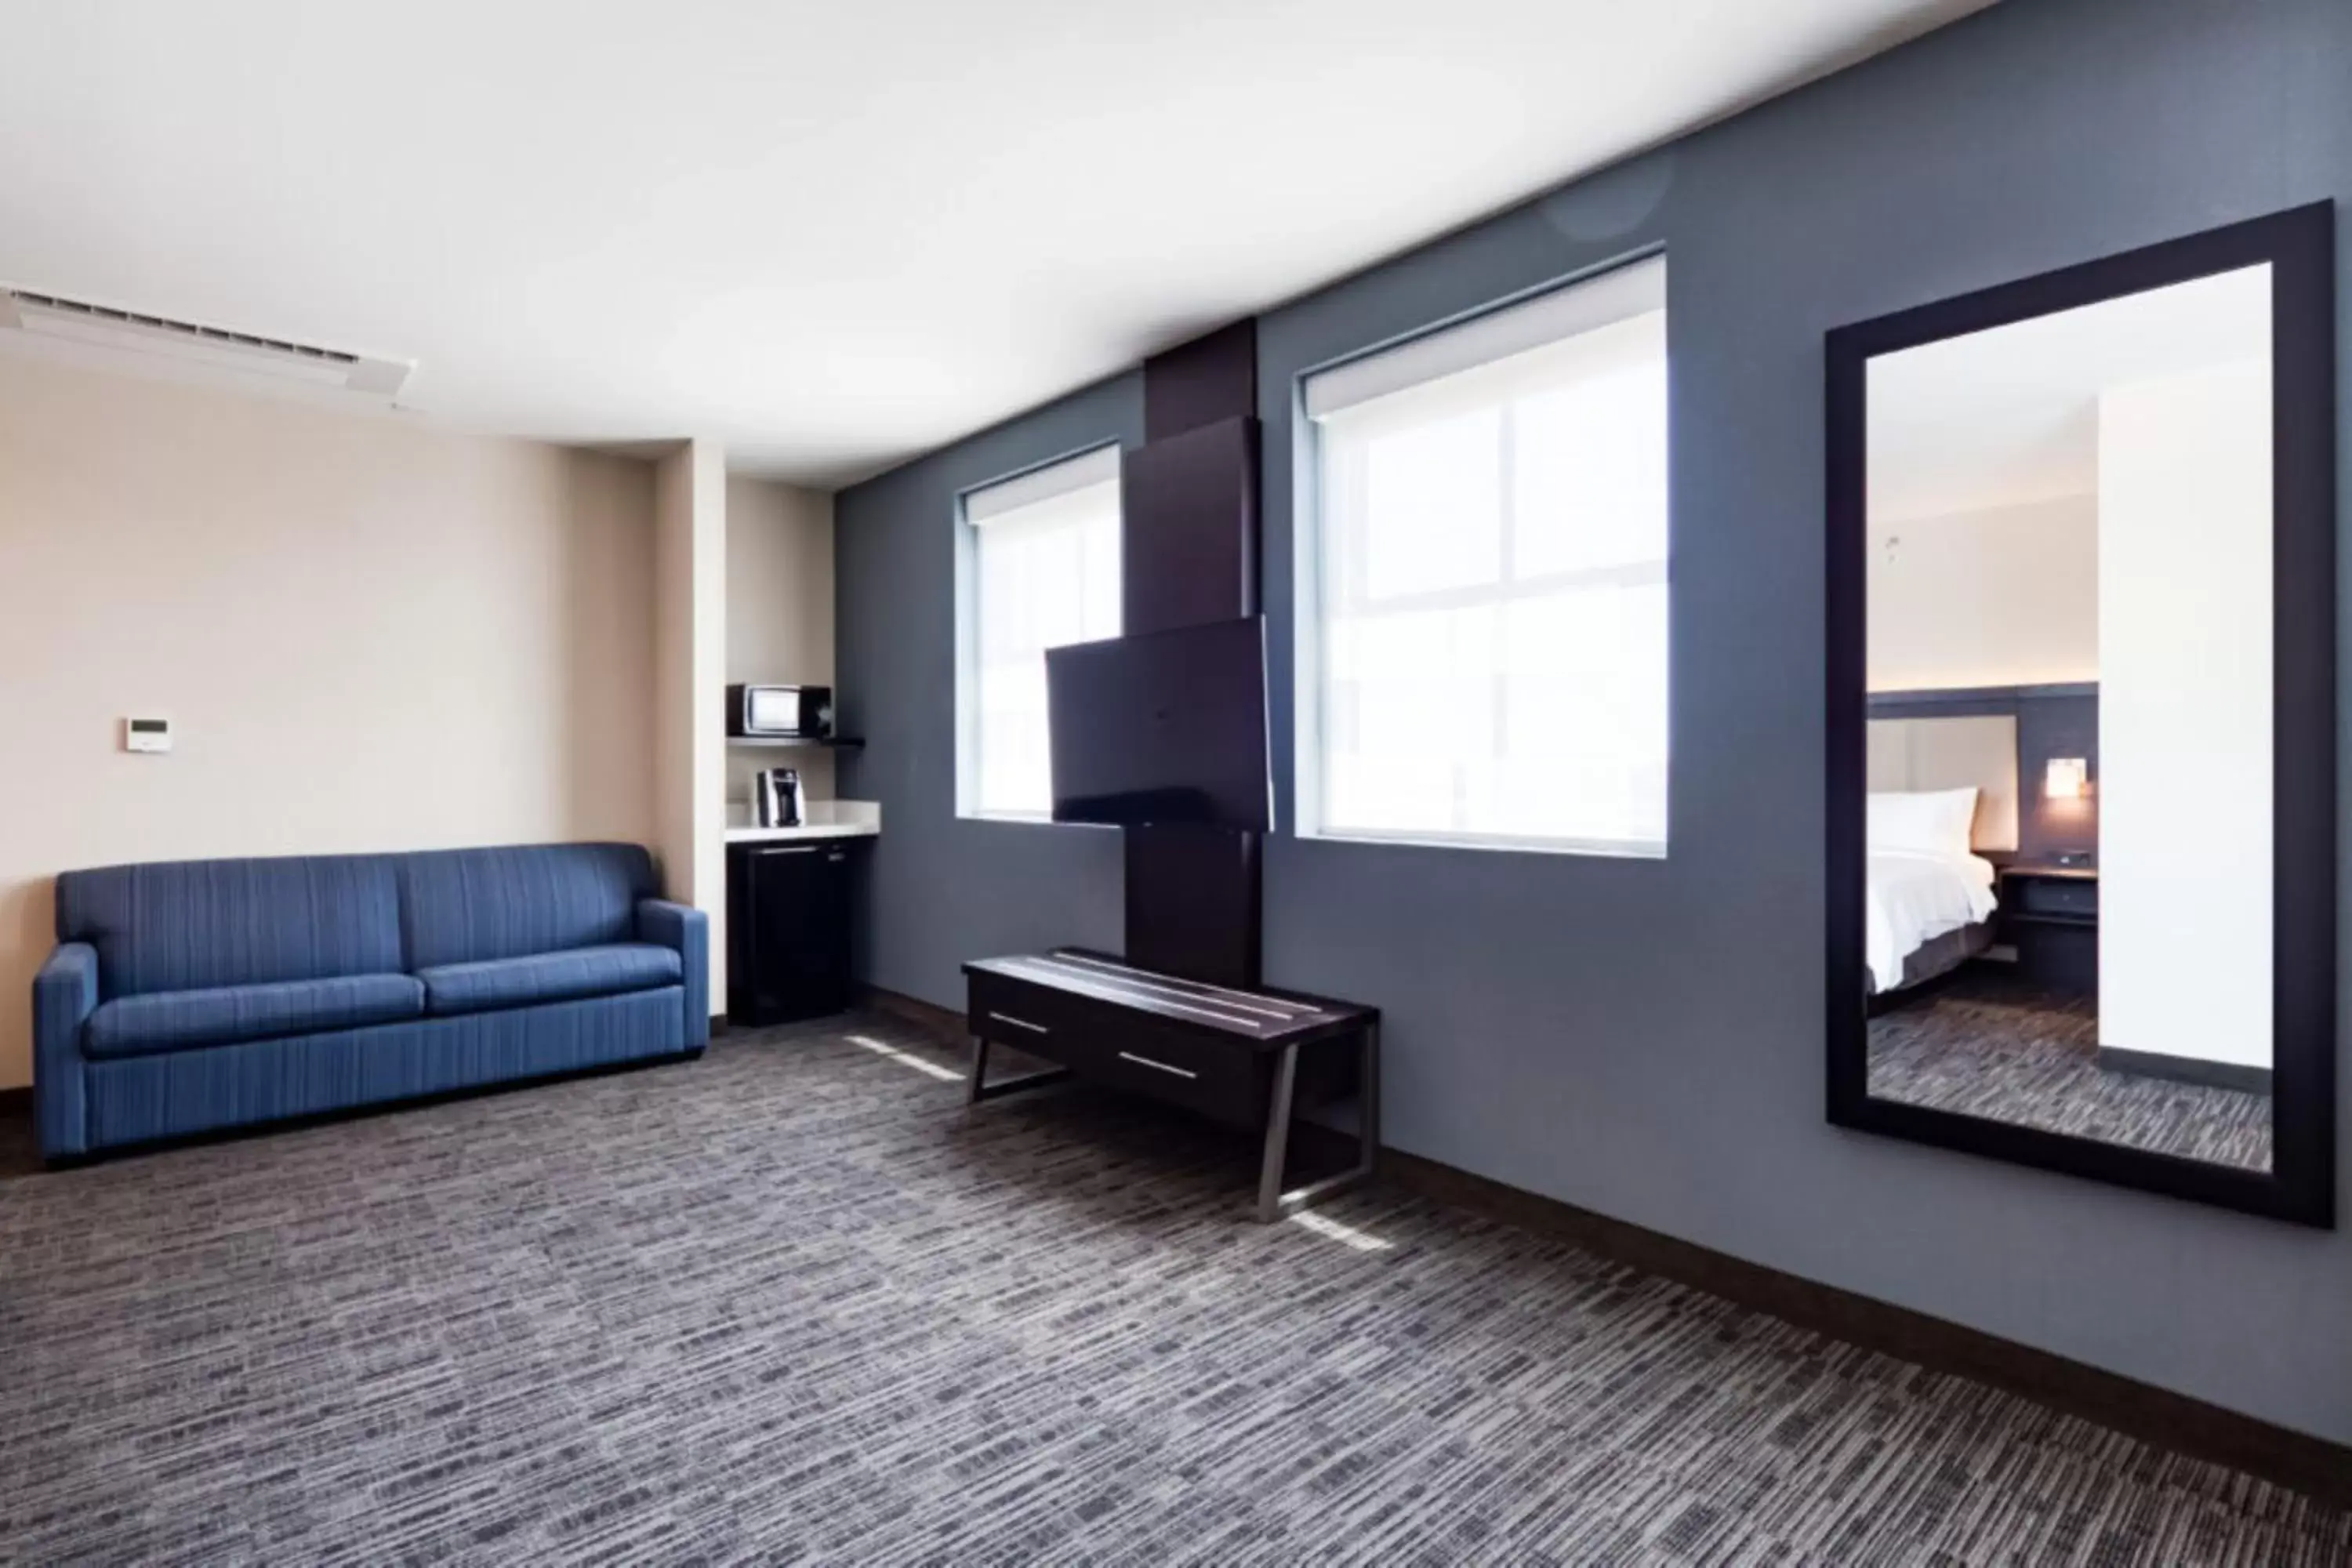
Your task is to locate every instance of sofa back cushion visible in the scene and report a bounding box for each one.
[396,843,655,970]
[56,855,405,999]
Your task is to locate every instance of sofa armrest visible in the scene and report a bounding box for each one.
[636,898,710,1049]
[32,942,98,1158]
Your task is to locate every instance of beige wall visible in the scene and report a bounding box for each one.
[0,355,659,1088]
[1866,493,2098,692]
[725,477,836,808]
[653,440,728,1007]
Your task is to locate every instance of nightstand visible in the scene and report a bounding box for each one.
[1998,863,2098,993]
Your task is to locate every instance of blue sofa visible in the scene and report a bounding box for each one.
[31,842,708,1161]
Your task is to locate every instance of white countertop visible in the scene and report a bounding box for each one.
[724,799,880,844]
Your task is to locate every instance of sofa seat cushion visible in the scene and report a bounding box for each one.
[84,973,427,1059]
[417,943,683,1017]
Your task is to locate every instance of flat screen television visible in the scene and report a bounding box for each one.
[1045,615,1272,831]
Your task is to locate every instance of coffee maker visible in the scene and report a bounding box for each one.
[753,767,805,829]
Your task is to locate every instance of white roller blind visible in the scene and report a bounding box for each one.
[965,443,1122,523]
[962,446,1122,817]
[1305,255,1666,422]
[1302,257,1670,855]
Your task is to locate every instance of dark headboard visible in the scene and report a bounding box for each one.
[1867,683,2097,861]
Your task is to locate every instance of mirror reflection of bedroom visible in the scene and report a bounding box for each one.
[1860,265,2273,1173]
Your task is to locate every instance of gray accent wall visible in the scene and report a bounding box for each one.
[839,0,2352,1444]
[836,376,1142,989]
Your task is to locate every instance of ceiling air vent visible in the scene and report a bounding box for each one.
[0,288,412,398]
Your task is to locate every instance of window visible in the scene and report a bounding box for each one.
[1301,256,1668,855]
[960,445,1122,818]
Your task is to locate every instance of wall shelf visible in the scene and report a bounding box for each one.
[728,735,864,750]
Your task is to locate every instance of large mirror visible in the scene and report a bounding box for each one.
[1826,205,2336,1225]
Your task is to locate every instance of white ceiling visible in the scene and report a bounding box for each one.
[1867,264,2273,523]
[0,0,1993,488]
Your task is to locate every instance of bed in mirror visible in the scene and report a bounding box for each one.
[1824,204,2336,1226]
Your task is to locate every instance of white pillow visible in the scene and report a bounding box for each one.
[1867,788,1978,857]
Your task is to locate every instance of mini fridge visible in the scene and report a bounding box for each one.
[726,840,854,1025]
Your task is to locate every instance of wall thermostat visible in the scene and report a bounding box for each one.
[123,717,172,754]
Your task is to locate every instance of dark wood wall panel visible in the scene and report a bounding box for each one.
[1124,825,1262,987]
[1123,322,1264,986]
[1143,321,1258,443]
[1120,418,1259,637]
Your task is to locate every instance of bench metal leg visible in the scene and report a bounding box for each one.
[966,1033,1075,1105]
[1255,1022,1381,1222]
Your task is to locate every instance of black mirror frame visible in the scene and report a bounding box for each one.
[1825,202,2337,1228]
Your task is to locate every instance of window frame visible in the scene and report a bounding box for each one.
[1294,253,1671,859]
[955,441,1124,824]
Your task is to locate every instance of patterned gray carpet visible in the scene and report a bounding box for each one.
[2,1011,2343,1565]
[1867,968,2273,1171]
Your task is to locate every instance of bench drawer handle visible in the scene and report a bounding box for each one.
[988,1011,1050,1035]
[1118,1051,1198,1080]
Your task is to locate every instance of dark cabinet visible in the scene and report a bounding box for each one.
[727,840,854,1025]
[1997,865,2099,996]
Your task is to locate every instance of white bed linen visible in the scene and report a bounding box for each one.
[1866,849,1998,994]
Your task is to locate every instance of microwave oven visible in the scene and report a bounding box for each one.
[727,684,833,739]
